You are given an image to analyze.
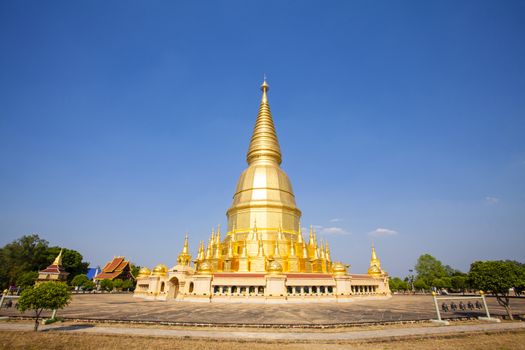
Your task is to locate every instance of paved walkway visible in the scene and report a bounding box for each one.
[2,294,524,325]
[1,321,524,341]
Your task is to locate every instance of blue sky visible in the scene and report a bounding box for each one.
[1,1,524,277]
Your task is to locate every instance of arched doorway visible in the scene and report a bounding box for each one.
[167,277,179,299]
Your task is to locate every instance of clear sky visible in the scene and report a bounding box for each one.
[1,1,524,277]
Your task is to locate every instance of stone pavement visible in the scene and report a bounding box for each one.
[1,294,524,325]
[0,321,524,341]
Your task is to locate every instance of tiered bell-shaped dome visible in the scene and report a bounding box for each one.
[226,80,301,236]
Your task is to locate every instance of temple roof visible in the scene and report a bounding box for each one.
[40,264,67,274]
[94,256,132,280]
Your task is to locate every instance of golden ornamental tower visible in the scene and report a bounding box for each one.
[133,80,392,302]
[368,245,385,277]
[204,79,329,273]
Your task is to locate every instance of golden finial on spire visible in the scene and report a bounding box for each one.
[273,240,280,257]
[302,242,308,259]
[368,245,383,276]
[297,222,304,244]
[257,236,264,257]
[227,240,234,259]
[182,233,189,254]
[309,225,315,246]
[240,240,248,258]
[177,233,192,266]
[325,241,331,262]
[205,239,213,259]
[246,78,282,165]
[197,241,204,261]
[290,241,296,257]
[371,244,379,263]
[52,249,63,266]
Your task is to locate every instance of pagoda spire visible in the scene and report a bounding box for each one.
[52,249,63,266]
[177,233,192,266]
[246,78,282,165]
[182,233,189,254]
[309,226,315,247]
[297,222,304,244]
[368,245,384,276]
[371,245,380,266]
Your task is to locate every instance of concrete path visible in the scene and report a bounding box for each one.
[3,294,525,325]
[1,321,524,342]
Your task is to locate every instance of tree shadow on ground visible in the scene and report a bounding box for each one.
[41,324,95,332]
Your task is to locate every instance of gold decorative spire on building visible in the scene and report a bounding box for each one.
[246,79,282,165]
[52,249,63,266]
[325,241,331,262]
[226,79,301,238]
[240,240,248,258]
[273,239,281,257]
[226,240,234,259]
[216,225,221,245]
[205,239,213,260]
[290,240,296,257]
[302,242,308,259]
[368,245,384,277]
[182,233,189,254]
[177,233,192,266]
[196,241,204,261]
[297,224,304,244]
[257,237,264,257]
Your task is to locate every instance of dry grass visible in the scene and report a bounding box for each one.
[0,329,524,350]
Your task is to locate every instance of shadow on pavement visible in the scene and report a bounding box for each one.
[42,324,95,332]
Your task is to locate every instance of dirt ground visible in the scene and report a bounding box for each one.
[0,329,524,350]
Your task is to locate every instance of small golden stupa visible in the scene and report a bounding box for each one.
[36,249,69,284]
[134,80,390,302]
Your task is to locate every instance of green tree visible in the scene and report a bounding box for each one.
[0,235,49,288]
[389,277,408,292]
[444,265,464,277]
[70,274,89,288]
[389,277,400,291]
[113,279,124,290]
[432,278,444,289]
[121,279,134,291]
[0,235,90,289]
[18,282,71,331]
[468,260,522,320]
[509,261,525,296]
[441,277,452,289]
[130,264,141,278]
[100,279,114,292]
[415,254,447,287]
[451,275,467,293]
[82,280,95,291]
[413,278,429,291]
[15,271,39,290]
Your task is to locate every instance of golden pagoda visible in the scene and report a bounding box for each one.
[134,80,391,302]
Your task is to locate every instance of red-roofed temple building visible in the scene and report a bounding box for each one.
[94,257,134,282]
